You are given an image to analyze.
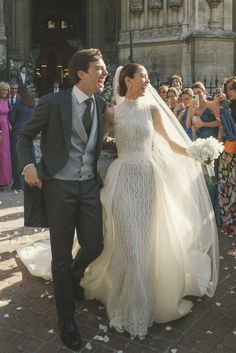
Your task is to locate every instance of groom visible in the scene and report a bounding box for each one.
[17,48,108,350]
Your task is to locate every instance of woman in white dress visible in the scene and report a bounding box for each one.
[80,64,219,339]
[18,64,219,340]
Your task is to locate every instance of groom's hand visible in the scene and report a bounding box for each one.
[23,164,42,189]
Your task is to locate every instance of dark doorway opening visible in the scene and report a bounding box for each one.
[31,0,86,96]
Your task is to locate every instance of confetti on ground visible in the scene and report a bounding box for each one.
[47,295,53,299]
[216,302,221,306]
[224,267,229,270]
[48,329,54,334]
[85,342,92,350]
[99,324,108,332]
[34,229,38,232]
[93,335,104,341]
[3,314,9,318]
[171,349,178,353]
[82,308,88,312]
[206,330,213,334]
[40,293,46,298]
[165,326,172,331]
[16,307,22,311]
[232,331,236,335]
[230,290,235,294]
[197,298,202,302]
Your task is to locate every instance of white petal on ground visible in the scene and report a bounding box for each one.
[3,314,9,318]
[93,335,104,341]
[206,331,213,334]
[104,335,110,342]
[170,349,178,353]
[16,307,22,310]
[82,308,88,312]
[48,329,54,334]
[85,342,93,350]
[216,302,221,306]
[99,324,108,332]
[165,326,172,331]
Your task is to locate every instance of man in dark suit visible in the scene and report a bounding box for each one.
[17,49,108,350]
[8,82,19,109]
[16,65,31,88]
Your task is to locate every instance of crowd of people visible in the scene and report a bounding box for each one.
[157,74,236,235]
[0,49,235,351]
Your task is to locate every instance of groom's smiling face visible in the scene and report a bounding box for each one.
[77,59,108,96]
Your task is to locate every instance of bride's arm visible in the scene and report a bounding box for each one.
[103,105,114,141]
[151,105,187,156]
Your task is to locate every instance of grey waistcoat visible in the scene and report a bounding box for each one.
[53,95,98,181]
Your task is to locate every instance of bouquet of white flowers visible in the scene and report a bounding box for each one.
[187,137,224,184]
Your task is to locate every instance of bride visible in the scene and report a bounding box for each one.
[18,63,219,340]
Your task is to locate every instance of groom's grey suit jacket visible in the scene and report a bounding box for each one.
[17,88,106,227]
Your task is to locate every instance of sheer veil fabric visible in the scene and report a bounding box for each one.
[81,68,219,325]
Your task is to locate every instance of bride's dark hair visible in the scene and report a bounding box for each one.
[119,63,143,96]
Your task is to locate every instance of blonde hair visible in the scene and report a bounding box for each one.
[0,81,10,92]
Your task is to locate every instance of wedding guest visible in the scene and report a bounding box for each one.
[9,82,19,109]
[177,88,194,140]
[158,84,169,102]
[166,87,184,117]
[189,81,221,225]
[9,87,35,192]
[223,76,236,124]
[211,92,236,235]
[16,65,31,88]
[0,81,12,189]
[170,74,183,93]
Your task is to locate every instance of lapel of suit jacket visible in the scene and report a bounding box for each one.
[59,88,73,151]
[94,94,104,158]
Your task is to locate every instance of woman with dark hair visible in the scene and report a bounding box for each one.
[223,76,236,124]
[81,64,219,339]
[9,87,35,191]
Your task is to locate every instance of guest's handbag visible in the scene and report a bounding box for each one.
[24,182,48,228]
[224,140,236,154]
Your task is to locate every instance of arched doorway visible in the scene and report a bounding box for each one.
[31,0,86,96]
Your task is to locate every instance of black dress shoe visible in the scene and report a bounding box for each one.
[73,283,85,303]
[58,317,82,350]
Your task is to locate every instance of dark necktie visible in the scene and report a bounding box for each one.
[83,98,93,136]
[10,96,14,107]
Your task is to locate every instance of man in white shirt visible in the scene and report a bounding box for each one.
[16,65,31,88]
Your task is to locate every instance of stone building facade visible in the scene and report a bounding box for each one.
[0,0,235,92]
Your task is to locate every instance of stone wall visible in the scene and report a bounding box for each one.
[119,0,236,87]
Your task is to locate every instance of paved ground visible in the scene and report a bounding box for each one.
[0,189,236,353]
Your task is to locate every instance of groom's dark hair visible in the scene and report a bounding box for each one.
[68,48,102,85]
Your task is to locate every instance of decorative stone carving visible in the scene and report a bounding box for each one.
[207,0,222,8]
[148,0,163,15]
[130,0,144,15]
[168,0,183,10]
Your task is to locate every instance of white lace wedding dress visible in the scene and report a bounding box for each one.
[18,97,219,339]
[81,98,219,338]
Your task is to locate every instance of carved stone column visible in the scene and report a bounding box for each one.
[130,0,144,29]
[148,0,163,26]
[207,0,223,29]
[0,0,7,57]
[168,0,183,24]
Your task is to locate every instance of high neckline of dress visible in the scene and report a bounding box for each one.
[123,97,140,108]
